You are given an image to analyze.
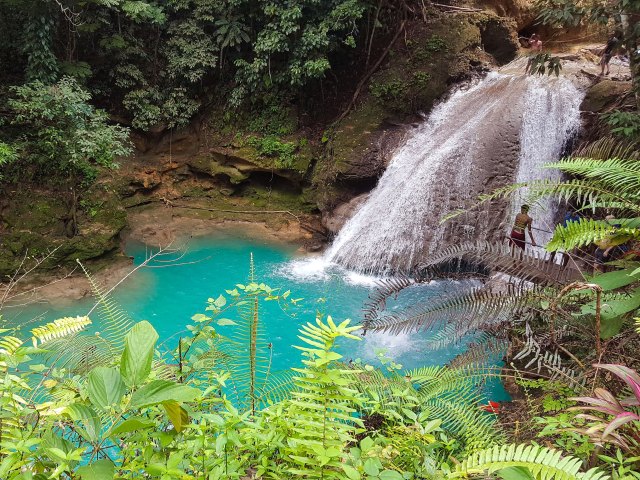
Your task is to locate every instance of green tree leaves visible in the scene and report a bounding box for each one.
[87,367,126,409]
[6,77,132,185]
[120,320,158,387]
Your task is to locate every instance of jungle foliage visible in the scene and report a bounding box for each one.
[0,259,517,479]
[0,0,366,131]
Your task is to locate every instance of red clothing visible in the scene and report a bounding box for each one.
[510,230,526,250]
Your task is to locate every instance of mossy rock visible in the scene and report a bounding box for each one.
[0,186,126,277]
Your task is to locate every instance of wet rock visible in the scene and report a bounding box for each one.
[473,0,534,30]
[322,193,370,234]
[581,80,632,112]
[131,169,162,191]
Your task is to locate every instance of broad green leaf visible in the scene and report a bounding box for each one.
[77,459,115,480]
[342,464,361,480]
[162,400,189,433]
[217,318,237,326]
[109,417,155,436]
[121,321,158,387]
[360,436,374,453]
[191,313,209,322]
[363,458,380,477]
[581,287,640,338]
[63,404,100,442]
[497,467,535,480]
[587,266,640,291]
[87,367,125,410]
[379,471,404,480]
[130,380,200,409]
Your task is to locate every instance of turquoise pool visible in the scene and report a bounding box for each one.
[5,234,508,398]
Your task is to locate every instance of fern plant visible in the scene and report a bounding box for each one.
[285,317,364,479]
[453,443,609,480]
[181,255,298,413]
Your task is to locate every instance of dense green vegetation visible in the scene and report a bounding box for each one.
[1,141,639,478]
[0,0,365,125]
[1,0,640,478]
[2,258,635,479]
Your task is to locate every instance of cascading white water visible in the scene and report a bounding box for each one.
[325,72,585,274]
[510,77,583,249]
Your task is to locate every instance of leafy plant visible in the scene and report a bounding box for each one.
[602,111,640,139]
[247,135,299,169]
[527,53,563,77]
[570,364,640,454]
[7,77,132,185]
[453,443,609,480]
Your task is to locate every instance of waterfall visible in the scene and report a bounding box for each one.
[325,73,585,274]
[510,78,583,249]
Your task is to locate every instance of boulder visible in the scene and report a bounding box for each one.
[581,80,632,112]
[322,193,370,234]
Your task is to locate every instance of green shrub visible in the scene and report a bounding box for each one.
[602,110,640,138]
[248,135,298,169]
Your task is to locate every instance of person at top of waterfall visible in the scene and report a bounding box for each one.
[524,34,543,74]
[509,205,536,251]
[600,32,622,76]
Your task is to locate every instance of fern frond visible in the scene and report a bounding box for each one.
[453,443,610,480]
[0,335,23,358]
[362,275,415,323]
[30,316,92,347]
[416,241,569,287]
[363,286,526,336]
[573,136,638,161]
[548,217,640,251]
[286,318,363,479]
[448,337,509,368]
[423,393,503,452]
[256,369,297,406]
[79,260,133,350]
[513,323,581,385]
[546,156,640,196]
[32,334,113,377]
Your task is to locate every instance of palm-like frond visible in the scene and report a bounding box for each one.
[426,393,502,452]
[453,443,610,480]
[363,286,528,337]
[572,136,638,161]
[30,316,92,347]
[547,156,640,195]
[363,275,415,323]
[416,241,570,287]
[448,337,509,368]
[356,364,503,452]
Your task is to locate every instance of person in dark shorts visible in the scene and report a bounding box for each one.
[510,205,537,251]
[600,32,621,76]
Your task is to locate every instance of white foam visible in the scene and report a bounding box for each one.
[278,257,332,282]
[354,330,417,363]
[277,256,383,287]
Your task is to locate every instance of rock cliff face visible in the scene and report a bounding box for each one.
[314,10,519,229]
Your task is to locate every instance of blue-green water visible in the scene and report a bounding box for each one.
[6,234,508,399]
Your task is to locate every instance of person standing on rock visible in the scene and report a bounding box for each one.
[509,205,536,251]
[600,32,621,76]
[524,34,543,74]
